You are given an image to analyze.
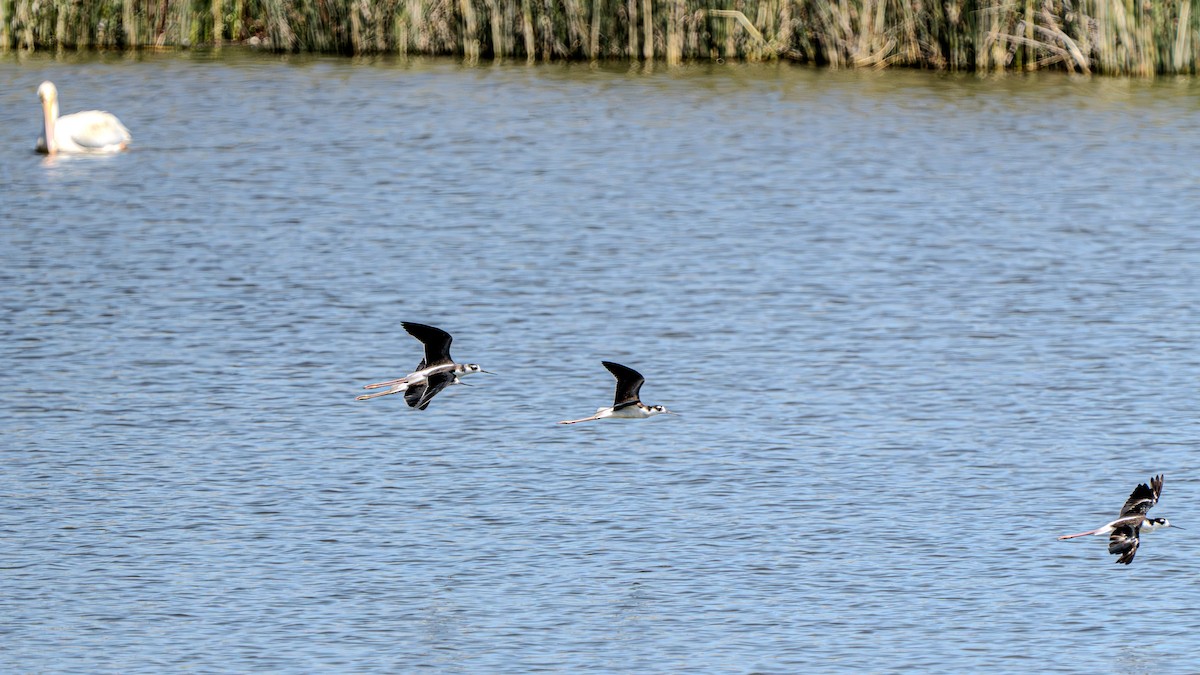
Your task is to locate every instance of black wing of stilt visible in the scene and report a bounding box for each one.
[602,361,645,409]
[1109,523,1142,564]
[402,322,454,367]
[1119,475,1164,518]
[407,370,455,410]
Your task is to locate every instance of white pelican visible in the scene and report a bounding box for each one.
[36,81,131,155]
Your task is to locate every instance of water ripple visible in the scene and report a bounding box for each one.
[2,54,1199,672]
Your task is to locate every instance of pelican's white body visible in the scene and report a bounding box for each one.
[37,82,131,155]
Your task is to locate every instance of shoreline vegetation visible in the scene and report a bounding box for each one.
[1,0,1195,76]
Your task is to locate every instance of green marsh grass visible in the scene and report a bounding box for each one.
[2,0,1198,75]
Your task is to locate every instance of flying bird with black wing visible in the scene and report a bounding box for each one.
[559,361,674,425]
[1058,474,1181,564]
[357,322,490,409]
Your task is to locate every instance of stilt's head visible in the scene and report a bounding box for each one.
[1144,517,1181,533]
[647,405,674,417]
[460,364,492,375]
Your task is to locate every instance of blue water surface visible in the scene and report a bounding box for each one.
[2,53,1199,672]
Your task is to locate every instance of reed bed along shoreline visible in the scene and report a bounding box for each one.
[2,0,1196,76]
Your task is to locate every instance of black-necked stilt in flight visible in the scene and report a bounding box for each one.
[559,361,674,425]
[1058,474,1180,564]
[356,322,490,410]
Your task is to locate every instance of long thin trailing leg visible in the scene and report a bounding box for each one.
[356,385,408,401]
[558,415,602,425]
[1057,529,1101,540]
[363,376,410,390]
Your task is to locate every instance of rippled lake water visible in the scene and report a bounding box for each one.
[3,52,1200,672]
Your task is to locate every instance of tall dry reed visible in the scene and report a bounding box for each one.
[1,0,1197,75]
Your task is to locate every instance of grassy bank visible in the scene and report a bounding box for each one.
[2,0,1196,75]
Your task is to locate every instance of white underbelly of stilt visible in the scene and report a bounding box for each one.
[605,406,649,419]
